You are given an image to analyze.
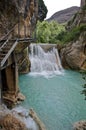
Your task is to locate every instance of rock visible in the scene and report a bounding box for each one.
[29,108,46,130]
[0,0,38,108]
[73,120,86,130]
[15,46,31,74]
[81,0,86,7]
[60,2,86,70]
[67,1,86,31]
[0,114,28,130]
[17,92,25,101]
[3,92,25,108]
[60,32,86,70]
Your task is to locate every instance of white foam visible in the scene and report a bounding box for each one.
[12,106,39,130]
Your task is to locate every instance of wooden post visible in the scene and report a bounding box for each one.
[13,52,19,93]
[14,63,19,93]
[81,0,86,7]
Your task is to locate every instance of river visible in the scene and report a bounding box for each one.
[19,44,86,130]
[19,70,86,130]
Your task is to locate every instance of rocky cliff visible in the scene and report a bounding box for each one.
[60,1,86,71]
[0,0,38,37]
[0,0,47,74]
[0,0,38,74]
[0,0,38,107]
[0,0,48,107]
[60,31,86,70]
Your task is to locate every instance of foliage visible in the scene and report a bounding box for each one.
[36,20,65,43]
[57,24,86,44]
[38,0,48,21]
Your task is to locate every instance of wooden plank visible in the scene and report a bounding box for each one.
[0,38,35,43]
[0,24,17,41]
[0,39,9,50]
[1,40,18,67]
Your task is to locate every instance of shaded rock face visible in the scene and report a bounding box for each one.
[81,0,86,7]
[61,1,86,71]
[38,0,48,21]
[15,43,31,74]
[60,32,86,70]
[67,1,86,30]
[0,0,38,38]
[0,0,18,37]
[0,0,38,72]
[0,0,38,107]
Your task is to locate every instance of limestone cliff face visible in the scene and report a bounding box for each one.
[0,0,38,38]
[61,32,86,70]
[67,0,86,30]
[0,0,38,74]
[60,1,86,71]
[0,0,38,107]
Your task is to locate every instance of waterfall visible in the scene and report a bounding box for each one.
[29,44,63,76]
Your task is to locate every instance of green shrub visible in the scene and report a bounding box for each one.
[36,20,65,43]
[57,24,86,44]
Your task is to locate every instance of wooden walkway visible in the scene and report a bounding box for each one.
[0,35,35,70]
[0,39,18,68]
[0,38,35,69]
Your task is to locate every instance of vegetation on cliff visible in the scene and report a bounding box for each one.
[57,24,86,44]
[38,0,48,21]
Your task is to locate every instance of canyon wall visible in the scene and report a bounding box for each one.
[61,1,86,71]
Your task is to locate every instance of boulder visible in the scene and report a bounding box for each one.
[0,114,28,130]
[73,120,86,130]
[17,92,25,101]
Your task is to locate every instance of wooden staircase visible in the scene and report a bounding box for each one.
[0,39,18,68]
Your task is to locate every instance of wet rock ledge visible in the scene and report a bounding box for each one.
[0,105,46,130]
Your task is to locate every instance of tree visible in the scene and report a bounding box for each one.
[36,21,65,43]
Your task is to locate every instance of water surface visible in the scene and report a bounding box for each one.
[19,70,86,130]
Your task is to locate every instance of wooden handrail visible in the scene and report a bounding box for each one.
[0,37,36,43]
[0,24,17,42]
[0,40,18,67]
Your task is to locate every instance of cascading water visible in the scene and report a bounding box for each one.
[29,44,63,76]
